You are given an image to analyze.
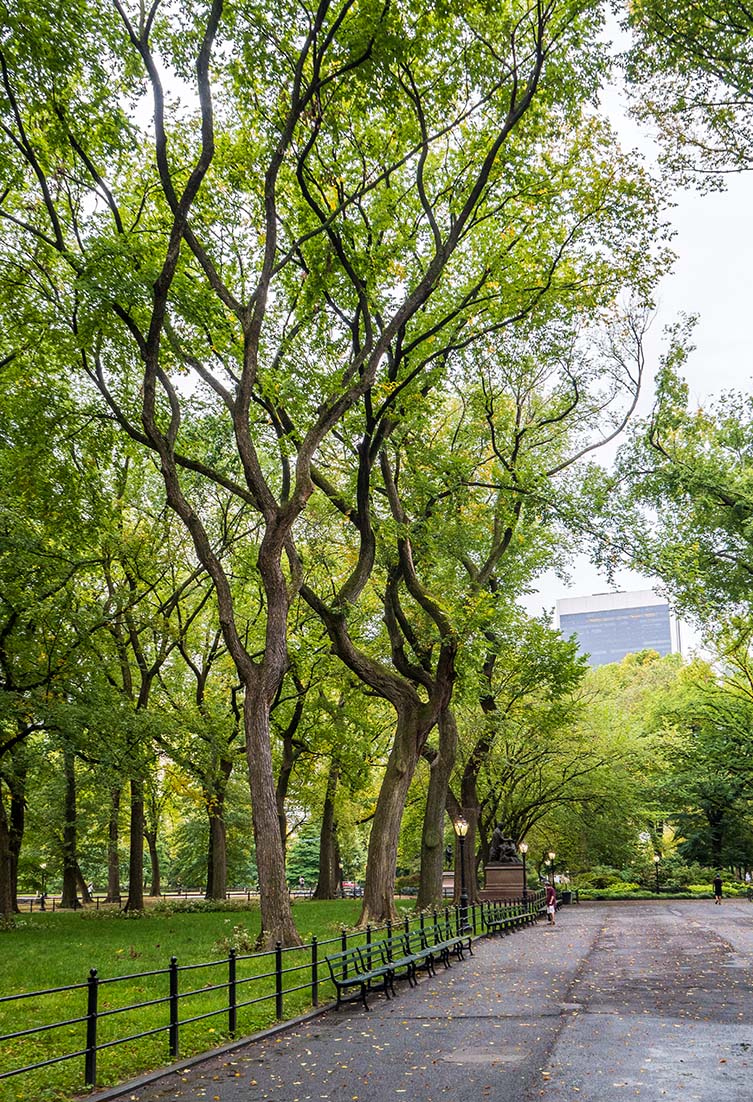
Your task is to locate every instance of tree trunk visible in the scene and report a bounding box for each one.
[417,707,458,911]
[144,828,161,897]
[205,812,214,899]
[206,810,227,900]
[274,676,306,858]
[107,787,121,903]
[358,709,423,926]
[125,776,144,911]
[60,747,80,909]
[313,762,340,900]
[0,786,13,922]
[75,864,93,904]
[205,757,232,900]
[8,754,27,913]
[275,736,295,858]
[245,690,301,947]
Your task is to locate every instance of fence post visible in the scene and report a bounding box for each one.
[84,968,98,1087]
[386,918,392,940]
[472,902,477,936]
[169,956,179,1058]
[403,914,410,936]
[228,948,237,1036]
[365,925,372,970]
[340,926,347,953]
[275,943,283,1019]
[311,936,319,1007]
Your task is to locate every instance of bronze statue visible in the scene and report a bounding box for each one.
[489,824,521,864]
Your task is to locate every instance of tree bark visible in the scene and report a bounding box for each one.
[245,689,302,947]
[125,776,144,911]
[274,673,306,858]
[107,787,122,903]
[417,707,458,911]
[60,747,80,909]
[206,811,227,900]
[75,864,93,904]
[275,731,297,858]
[358,708,425,926]
[313,761,340,899]
[144,827,161,897]
[8,754,27,913]
[0,786,13,922]
[152,447,301,945]
[205,757,232,900]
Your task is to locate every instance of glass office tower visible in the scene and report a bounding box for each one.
[556,590,680,667]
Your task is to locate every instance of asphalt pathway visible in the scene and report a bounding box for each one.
[108,901,753,1102]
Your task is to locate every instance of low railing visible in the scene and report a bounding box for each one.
[13,885,362,913]
[0,895,543,1093]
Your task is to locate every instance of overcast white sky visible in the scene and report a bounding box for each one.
[525,132,753,641]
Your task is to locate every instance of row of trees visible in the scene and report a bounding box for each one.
[2,0,753,941]
[12,627,753,914]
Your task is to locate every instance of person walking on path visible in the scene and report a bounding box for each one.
[546,881,557,924]
[713,872,723,904]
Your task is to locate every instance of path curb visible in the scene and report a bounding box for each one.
[88,1002,333,1101]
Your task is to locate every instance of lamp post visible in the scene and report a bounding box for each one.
[519,842,529,904]
[547,851,556,886]
[654,853,660,895]
[454,816,469,930]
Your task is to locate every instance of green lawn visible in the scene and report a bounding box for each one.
[1,899,413,1102]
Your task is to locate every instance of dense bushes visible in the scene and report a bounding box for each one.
[572,859,751,900]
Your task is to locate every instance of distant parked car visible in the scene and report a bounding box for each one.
[341,881,363,897]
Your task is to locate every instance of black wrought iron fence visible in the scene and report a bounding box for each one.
[0,895,543,1093]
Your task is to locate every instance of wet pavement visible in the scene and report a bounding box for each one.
[102,901,753,1102]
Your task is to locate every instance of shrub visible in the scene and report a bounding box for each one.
[212,923,256,952]
[395,875,419,892]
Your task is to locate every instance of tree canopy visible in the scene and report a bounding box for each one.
[3,0,753,937]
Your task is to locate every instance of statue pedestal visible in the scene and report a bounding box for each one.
[478,863,525,901]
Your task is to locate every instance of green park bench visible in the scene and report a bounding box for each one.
[325,946,395,1010]
[427,918,473,966]
[376,929,441,987]
[483,900,534,936]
